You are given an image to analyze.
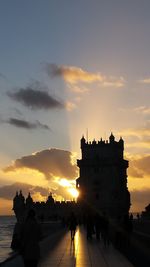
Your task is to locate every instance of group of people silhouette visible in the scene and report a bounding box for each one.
[86,213,110,247]
[67,211,133,251]
[11,208,133,267]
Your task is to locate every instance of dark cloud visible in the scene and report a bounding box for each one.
[11,108,23,116]
[7,87,64,110]
[128,155,150,178]
[4,148,78,180]
[130,189,150,212]
[0,72,7,81]
[45,63,65,78]
[0,182,76,202]
[4,117,50,130]
[0,182,49,200]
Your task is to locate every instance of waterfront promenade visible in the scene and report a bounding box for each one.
[39,226,134,267]
[1,226,134,267]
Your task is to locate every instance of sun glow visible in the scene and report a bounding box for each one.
[68,188,79,198]
[57,178,79,199]
[58,178,71,187]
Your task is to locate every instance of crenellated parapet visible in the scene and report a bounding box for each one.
[80,133,124,161]
[81,133,124,148]
[13,191,77,222]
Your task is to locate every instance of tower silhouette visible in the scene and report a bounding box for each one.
[76,134,130,218]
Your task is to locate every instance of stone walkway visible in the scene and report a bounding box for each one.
[39,227,134,267]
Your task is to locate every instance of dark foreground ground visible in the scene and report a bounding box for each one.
[1,219,150,267]
[121,219,150,267]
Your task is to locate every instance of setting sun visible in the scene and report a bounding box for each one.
[68,188,79,198]
[58,178,71,187]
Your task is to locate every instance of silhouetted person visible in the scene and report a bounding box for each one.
[115,216,123,249]
[69,212,77,240]
[127,215,133,245]
[129,213,133,221]
[101,213,109,247]
[20,209,42,267]
[86,214,94,240]
[94,213,101,241]
[122,214,133,249]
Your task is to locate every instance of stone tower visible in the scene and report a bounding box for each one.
[76,134,130,218]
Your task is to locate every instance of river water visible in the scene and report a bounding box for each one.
[0,216,16,263]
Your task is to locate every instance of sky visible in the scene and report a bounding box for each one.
[0,0,150,214]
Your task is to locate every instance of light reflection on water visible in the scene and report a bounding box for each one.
[0,216,16,263]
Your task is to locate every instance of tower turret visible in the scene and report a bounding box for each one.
[109,132,115,143]
[81,135,86,148]
[13,191,19,201]
[13,191,19,212]
[19,190,25,202]
[46,192,54,205]
[13,190,25,221]
[119,136,124,156]
[26,192,33,209]
[119,136,124,146]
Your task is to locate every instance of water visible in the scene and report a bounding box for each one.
[0,216,16,263]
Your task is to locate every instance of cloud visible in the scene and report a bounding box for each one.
[126,140,150,149]
[119,123,150,150]
[2,117,50,130]
[123,106,150,115]
[100,77,125,88]
[119,106,150,116]
[0,198,13,215]
[0,72,7,81]
[130,188,150,212]
[53,184,75,200]
[67,84,89,94]
[7,87,64,110]
[45,63,125,89]
[128,155,150,178]
[119,123,150,138]
[4,148,78,180]
[45,63,103,84]
[0,182,49,200]
[11,108,23,116]
[0,180,77,204]
[133,106,150,115]
[1,183,150,213]
[65,101,77,111]
[139,78,150,84]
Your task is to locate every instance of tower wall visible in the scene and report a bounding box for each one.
[76,135,130,218]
